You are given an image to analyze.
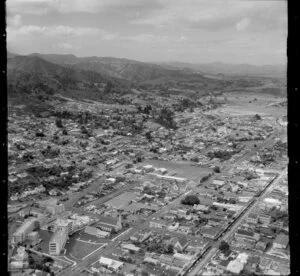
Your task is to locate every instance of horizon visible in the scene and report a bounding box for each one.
[8,50,286,68]
[7,0,287,66]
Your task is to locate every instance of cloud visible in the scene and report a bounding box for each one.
[7,0,149,14]
[236,18,251,31]
[7,14,22,27]
[124,34,168,43]
[56,43,79,49]
[131,0,286,32]
[11,25,112,37]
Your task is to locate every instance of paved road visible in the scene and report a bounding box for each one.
[57,130,286,276]
[188,169,286,276]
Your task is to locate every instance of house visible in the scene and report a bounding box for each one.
[255,241,267,251]
[201,226,223,240]
[96,215,122,233]
[259,257,272,270]
[212,179,226,187]
[178,225,192,235]
[170,236,189,252]
[258,214,272,225]
[247,213,258,224]
[273,234,289,249]
[193,204,209,212]
[159,254,174,265]
[121,243,140,253]
[149,220,166,229]
[173,253,193,262]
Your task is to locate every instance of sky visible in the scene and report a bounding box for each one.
[6,0,287,65]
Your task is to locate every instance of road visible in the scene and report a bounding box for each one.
[188,169,286,276]
[57,129,285,276]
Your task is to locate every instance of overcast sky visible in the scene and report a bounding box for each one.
[6,0,287,65]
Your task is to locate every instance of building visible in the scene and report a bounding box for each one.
[247,213,258,224]
[149,220,166,229]
[226,260,244,274]
[49,228,68,255]
[159,254,174,265]
[26,231,39,245]
[121,243,140,253]
[13,217,39,244]
[273,234,289,249]
[258,214,272,225]
[235,229,260,242]
[98,257,123,272]
[193,204,209,212]
[212,179,226,187]
[96,215,122,233]
[201,226,223,240]
[85,226,110,238]
[54,218,73,234]
[171,236,189,252]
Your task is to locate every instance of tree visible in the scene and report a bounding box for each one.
[104,80,114,94]
[145,131,152,140]
[213,166,221,173]
[62,128,68,135]
[219,241,230,253]
[55,118,63,128]
[181,195,200,205]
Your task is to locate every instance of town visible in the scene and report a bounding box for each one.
[6,1,288,275]
[8,90,288,276]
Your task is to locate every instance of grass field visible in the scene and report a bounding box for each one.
[142,160,211,181]
[65,238,103,260]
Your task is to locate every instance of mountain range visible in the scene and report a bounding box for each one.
[7,51,286,101]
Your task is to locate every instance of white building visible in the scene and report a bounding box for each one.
[49,228,68,255]
[12,217,39,244]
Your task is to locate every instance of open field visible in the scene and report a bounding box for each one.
[212,92,286,118]
[65,239,103,260]
[142,160,211,181]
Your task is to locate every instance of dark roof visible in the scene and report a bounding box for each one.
[97,215,119,227]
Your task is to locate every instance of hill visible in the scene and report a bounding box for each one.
[27,53,221,86]
[159,61,286,79]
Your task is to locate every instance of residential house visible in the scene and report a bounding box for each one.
[170,236,189,252]
[149,220,166,229]
[247,213,258,224]
[273,234,289,249]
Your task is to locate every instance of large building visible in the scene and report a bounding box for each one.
[54,218,73,234]
[85,226,110,238]
[12,217,39,244]
[38,198,65,215]
[49,228,68,255]
[96,215,122,233]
